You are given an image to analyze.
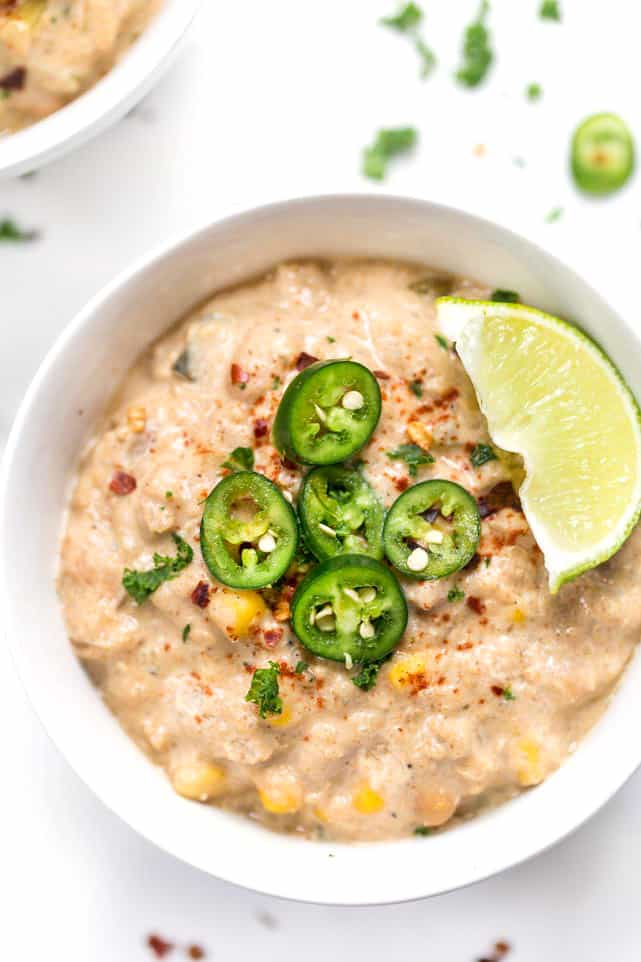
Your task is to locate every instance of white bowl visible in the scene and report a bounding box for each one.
[0,0,202,178]
[2,195,641,905]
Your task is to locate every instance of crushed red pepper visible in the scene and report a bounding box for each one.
[253,418,269,439]
[294,351,318,371]
[230,363,249,386]
[467,596,486,615]
[0,66,26,90]
[109,470,136,495]
[187,947,205,960]
[191,581,211,608]
[147,934,174,958]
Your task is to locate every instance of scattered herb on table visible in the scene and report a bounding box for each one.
[245,661,282,718]
[122,533,193,604]
[387,442,435,477]
[526,82,542,101]
[491,289,520,303]
[539,0,561,21]
[545,206,564,223]
[362,127,418,181]
[454,0,493,88]
[415,37,437,78]
[435,333,449,350]
[222,446,254,471]
[409,379,423,398]
[0,217,39,242]
[448,586,465,602]
[380,1,423,31]
[352,661,384,691]
[470,443,498,467]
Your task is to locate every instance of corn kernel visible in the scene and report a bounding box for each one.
[406,420,433,450]
[388,653,428,691]
[512,607,526,624]
[417,788,457,827]
[172,762,226,801]
[259,782,302,814]
[516,738,544,787]
[218,589,267,636]
[313,806,328,823]
[273,599,291,622]
[353,784,385,814]
[127,405,147,433]
[267,703,294,728]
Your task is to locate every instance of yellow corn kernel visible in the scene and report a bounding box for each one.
[406,420,433,450]
[512,607,526,624]
[353,784,385,814]
[172,762,226,802]
[273,599,291,622]
[388,653,427,691]
[313,806,328,823]
[259,783,302,815]
[127,405,147,433]
[516,738,544,787]
[417,788,457,827]
[267,703,294,728]
[219,589,267,636]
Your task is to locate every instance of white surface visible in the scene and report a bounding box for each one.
[1,0,641,956]
[8,195,641,907]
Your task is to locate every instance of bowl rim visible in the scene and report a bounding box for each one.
[3,193,641,905]
[0,0,203,178]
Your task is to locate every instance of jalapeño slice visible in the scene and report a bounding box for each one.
[571,113,635,196]
[383,479,480,579]
[291,554,407,663]
[200,471,298,589]
[273,359,382,465]
[299,465,385,561]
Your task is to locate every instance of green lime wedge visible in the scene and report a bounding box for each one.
[436,297,641,592]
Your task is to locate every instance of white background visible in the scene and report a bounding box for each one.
[2,1,641,958]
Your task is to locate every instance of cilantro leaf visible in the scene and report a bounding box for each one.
[409,379,423,398]
[245,661,282,718]
[0,217,39,242]
[123,533,193,604]
[182,624,191,642]
[415,37,437,78]
[362,127,418,181]
[525,82,542,102]
[470,443,497,467]
[490,289,520,303]
[503,685,516,701]
[435,333,449,350]
[454,0,493,88]
[222,446,254,471]
[545,206,563,223]
[414,825,433,836]
[387,442,434,477]
[352,661,384,691]
[380,2,423,31]
[447,586,465,602]
[295,660,309,674]
[539,0,561,20]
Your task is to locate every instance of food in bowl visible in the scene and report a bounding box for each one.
[0,0,161,133]
[58,259,641,842]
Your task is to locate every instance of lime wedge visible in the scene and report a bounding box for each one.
[437,297,641,592]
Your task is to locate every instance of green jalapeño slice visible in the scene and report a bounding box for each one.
[200,471,298,589]
[571,113,635,195]
[273,359,382,465]
[383,479,480,579]
[291,554,407,664]
[299,466,385,561]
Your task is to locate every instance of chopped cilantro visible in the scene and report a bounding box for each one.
[122,533,193,605]
[245,661,282,718]
[362,127,418,181]
[490,289,520,303]
[414,825,433,836]
[447,586,465,602]
[415,37,437,78]
[182,624,191,642]
[380,2,423,31]
[0,217,39,242]
[327,336,336,343]
[484,556,492,567]
[539,0,561,20]
[545,206,564,223]
[295,660,309,674]
[435,333,449,350]
[222,446,254,471]
[352,661,384,691]
[526,82,542,102]
[454,0,493,88]
[272,375,281,390]
[503,685,516,701]
[470,443,497,467]
[165,490,174,499]
[409,379,423,398]
[387,442,435,477]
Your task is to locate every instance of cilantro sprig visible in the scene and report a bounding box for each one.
[222,446,255,471]
[352,661,384,691]
[246,662,282,718]
[455,0,493,88]
[0,217,39,242]
[123,533,193,604]
[470,443,497,467]
[380,3,436,79]
[362,127,418,181]
[388,443,435,477]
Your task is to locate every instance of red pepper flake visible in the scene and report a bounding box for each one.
[352,310,360,320]
[263,628,283,648]
[491,685,505,697]
[253,418,269,439]
[191,581,211,608]
[457,642,474,651]
[373,369,390,380]
[109,470,137,495]
[294,351,318,371]
[194,714,203,724]
[187,947,205,960]
[394,476,410,492]
[147,934,174,958]
[467,596,486,615]
[280,456,298,472]
[0,66,26,91]
[230,363,249,386]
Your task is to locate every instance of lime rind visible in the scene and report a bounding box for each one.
[436,296,641,592]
